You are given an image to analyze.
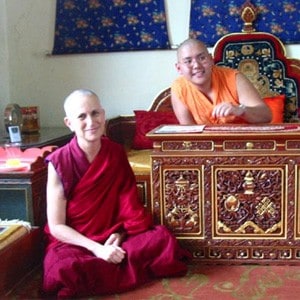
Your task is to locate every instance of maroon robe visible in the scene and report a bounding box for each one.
[43,136,189,298]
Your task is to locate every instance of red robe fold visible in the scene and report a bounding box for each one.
[43,136,189,298]
[45,136,152,247]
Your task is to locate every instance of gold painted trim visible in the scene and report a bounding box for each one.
[294,164,300,239]
[161,140,214,151]
[285,140,300,150]
[223,140,276,151]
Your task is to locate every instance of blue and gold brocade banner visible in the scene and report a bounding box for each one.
[52,0,169,54]
[189,0,300,47]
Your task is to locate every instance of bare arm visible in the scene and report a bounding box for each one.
[212,73,272,123]
[171,89,196,125]
[46,162,126,263]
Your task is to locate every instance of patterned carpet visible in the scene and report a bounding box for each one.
[7,264,300,299]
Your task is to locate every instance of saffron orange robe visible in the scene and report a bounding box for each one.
[171,66,247,124]
[43,136,189,298]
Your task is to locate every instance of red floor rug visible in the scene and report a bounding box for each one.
[7,264,300,299]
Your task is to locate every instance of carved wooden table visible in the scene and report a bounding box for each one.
[147,124,300,264]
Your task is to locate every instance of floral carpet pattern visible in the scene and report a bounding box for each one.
[8,264,300,299]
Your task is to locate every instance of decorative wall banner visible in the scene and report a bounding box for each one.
[189,0,300,46]
[52,0,169,54]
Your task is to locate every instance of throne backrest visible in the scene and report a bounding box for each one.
[212,2,300,122]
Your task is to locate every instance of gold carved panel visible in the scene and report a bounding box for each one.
[295,165,300,239]
[155,166,204,239]
[286,140,300,150]
[161,140,214,151]
[212,166,287,239]
[151,149,300,263]
[223,140,276,151]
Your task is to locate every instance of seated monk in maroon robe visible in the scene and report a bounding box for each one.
[42,89,190,298]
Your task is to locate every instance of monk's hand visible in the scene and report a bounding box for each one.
[212,102,244,118]
[92,244,126,264]
[105,232,124,247]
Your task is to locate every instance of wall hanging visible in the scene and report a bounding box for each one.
[52,0,169,54]
[189,0,300,46]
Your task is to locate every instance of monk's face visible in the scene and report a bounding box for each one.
[64,94,106,143]
[175,40,214,88]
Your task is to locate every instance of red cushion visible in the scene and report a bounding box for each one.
[133,110,179,149]
[263,95,285,124]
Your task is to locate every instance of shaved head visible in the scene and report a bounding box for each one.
[63,89,105,142]
[177,38,209,62]
[64,89,99,117]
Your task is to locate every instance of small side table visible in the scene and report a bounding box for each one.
[0,127,73,225]
[0,146,58,226]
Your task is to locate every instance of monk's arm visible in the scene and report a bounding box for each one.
[235,73,272,123]
[46,162,125,264]
[171,90,196,125]
[212,73,272,123]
